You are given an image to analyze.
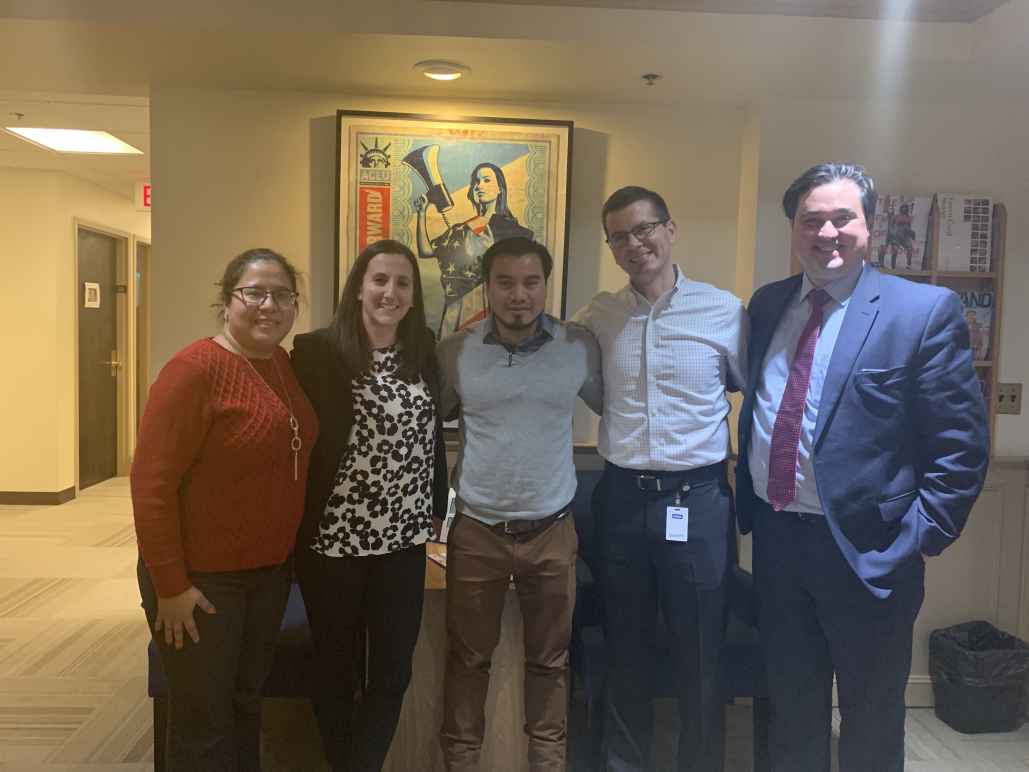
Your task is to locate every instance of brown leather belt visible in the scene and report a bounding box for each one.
[474,509,569,538]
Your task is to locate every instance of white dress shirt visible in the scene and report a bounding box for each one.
[575,266,748,471]
[748,266,863,515]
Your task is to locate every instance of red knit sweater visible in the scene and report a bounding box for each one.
[131,338,318,597]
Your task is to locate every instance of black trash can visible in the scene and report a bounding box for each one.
[930,620,1029,733]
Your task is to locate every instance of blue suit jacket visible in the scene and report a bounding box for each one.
[736,264,990,597]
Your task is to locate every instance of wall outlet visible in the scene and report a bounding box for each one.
[997,383,1022,415]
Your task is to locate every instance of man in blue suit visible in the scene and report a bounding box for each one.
[736,163,989,772]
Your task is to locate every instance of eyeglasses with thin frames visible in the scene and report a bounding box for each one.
[606,219,669,249]
[231,287,299,308]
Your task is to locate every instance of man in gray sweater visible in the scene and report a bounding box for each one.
[437,236,602,772]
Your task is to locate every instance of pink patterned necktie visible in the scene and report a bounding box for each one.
[767,288,830,511]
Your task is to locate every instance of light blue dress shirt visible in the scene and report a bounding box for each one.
[576,266,748,471]
[748,265,863,515]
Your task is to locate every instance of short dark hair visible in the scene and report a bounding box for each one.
[332,239,432,382]
[601,186,671,237]
[782,163,878,223]
[216,247,300,320]
[482,237,553,283]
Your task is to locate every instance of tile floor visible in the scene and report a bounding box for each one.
[2,478,1029,771]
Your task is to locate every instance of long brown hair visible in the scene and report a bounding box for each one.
[332,239,432,381]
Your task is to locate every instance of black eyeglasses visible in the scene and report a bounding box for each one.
[606,219,669,249]
[231,287,299,308]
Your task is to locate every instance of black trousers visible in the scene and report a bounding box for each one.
[595,462,731,772]
[751,499,925,772]
[295,543,426,772]
[138,556,291,772]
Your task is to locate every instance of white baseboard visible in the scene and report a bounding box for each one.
[905,675,935,707]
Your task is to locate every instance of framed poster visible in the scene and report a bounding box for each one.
[336,110,573,336]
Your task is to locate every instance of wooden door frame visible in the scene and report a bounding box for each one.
[135,239,152,432]
[73,220,144,488]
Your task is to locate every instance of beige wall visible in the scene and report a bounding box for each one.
[9,84,1029,479]
[0,167,150,493]
[150,87,747,443]
[148,85,1029,454]
[0,170,63,492]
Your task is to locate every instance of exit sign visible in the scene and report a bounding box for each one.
[134,181,151,211]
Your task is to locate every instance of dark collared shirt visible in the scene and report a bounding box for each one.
[482,314,553,365]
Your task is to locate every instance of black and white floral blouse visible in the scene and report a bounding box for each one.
[311,346,437,556]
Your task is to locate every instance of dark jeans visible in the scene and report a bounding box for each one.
[295,543,426,772]
[138,556,291,772]
[752,499,924,772]
[596,462,731,772]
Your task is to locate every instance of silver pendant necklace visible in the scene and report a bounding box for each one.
[218,332,302,481]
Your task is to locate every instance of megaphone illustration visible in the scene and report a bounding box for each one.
[403,145,454,214]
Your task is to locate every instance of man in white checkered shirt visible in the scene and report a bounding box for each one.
[574,186,748,772]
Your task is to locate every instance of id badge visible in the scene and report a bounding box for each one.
[665,506,689,542]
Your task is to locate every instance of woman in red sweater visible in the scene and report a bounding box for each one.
[131,248,318,771]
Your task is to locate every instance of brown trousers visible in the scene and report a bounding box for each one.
[440,513,578,772]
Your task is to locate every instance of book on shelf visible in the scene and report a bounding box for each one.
[936,193,994,272]
[959,288,994,361]
[869,195,931,271]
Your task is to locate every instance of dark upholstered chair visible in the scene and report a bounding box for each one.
[568,467,770,772]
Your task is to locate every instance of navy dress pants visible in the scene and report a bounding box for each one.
[595,462,732,772]
[751,498,925,772]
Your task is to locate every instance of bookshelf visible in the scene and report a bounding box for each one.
[881,202,1006,451]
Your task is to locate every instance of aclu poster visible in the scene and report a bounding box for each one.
[336,111,572,336]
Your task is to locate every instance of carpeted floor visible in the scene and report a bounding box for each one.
[3,478,1029,771]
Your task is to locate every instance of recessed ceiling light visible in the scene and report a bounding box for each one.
[414,60,471,82]
[3,127,143,155]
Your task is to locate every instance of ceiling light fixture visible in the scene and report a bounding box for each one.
[3,127,143,155]
[414,60,471,82]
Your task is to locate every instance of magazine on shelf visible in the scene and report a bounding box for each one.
[936,194,993,272]
[959,288,994,361]
[869,195,931,271]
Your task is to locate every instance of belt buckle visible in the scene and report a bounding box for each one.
[636,474,662,492]
[504,519,531,536]
[503,513,560,537]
